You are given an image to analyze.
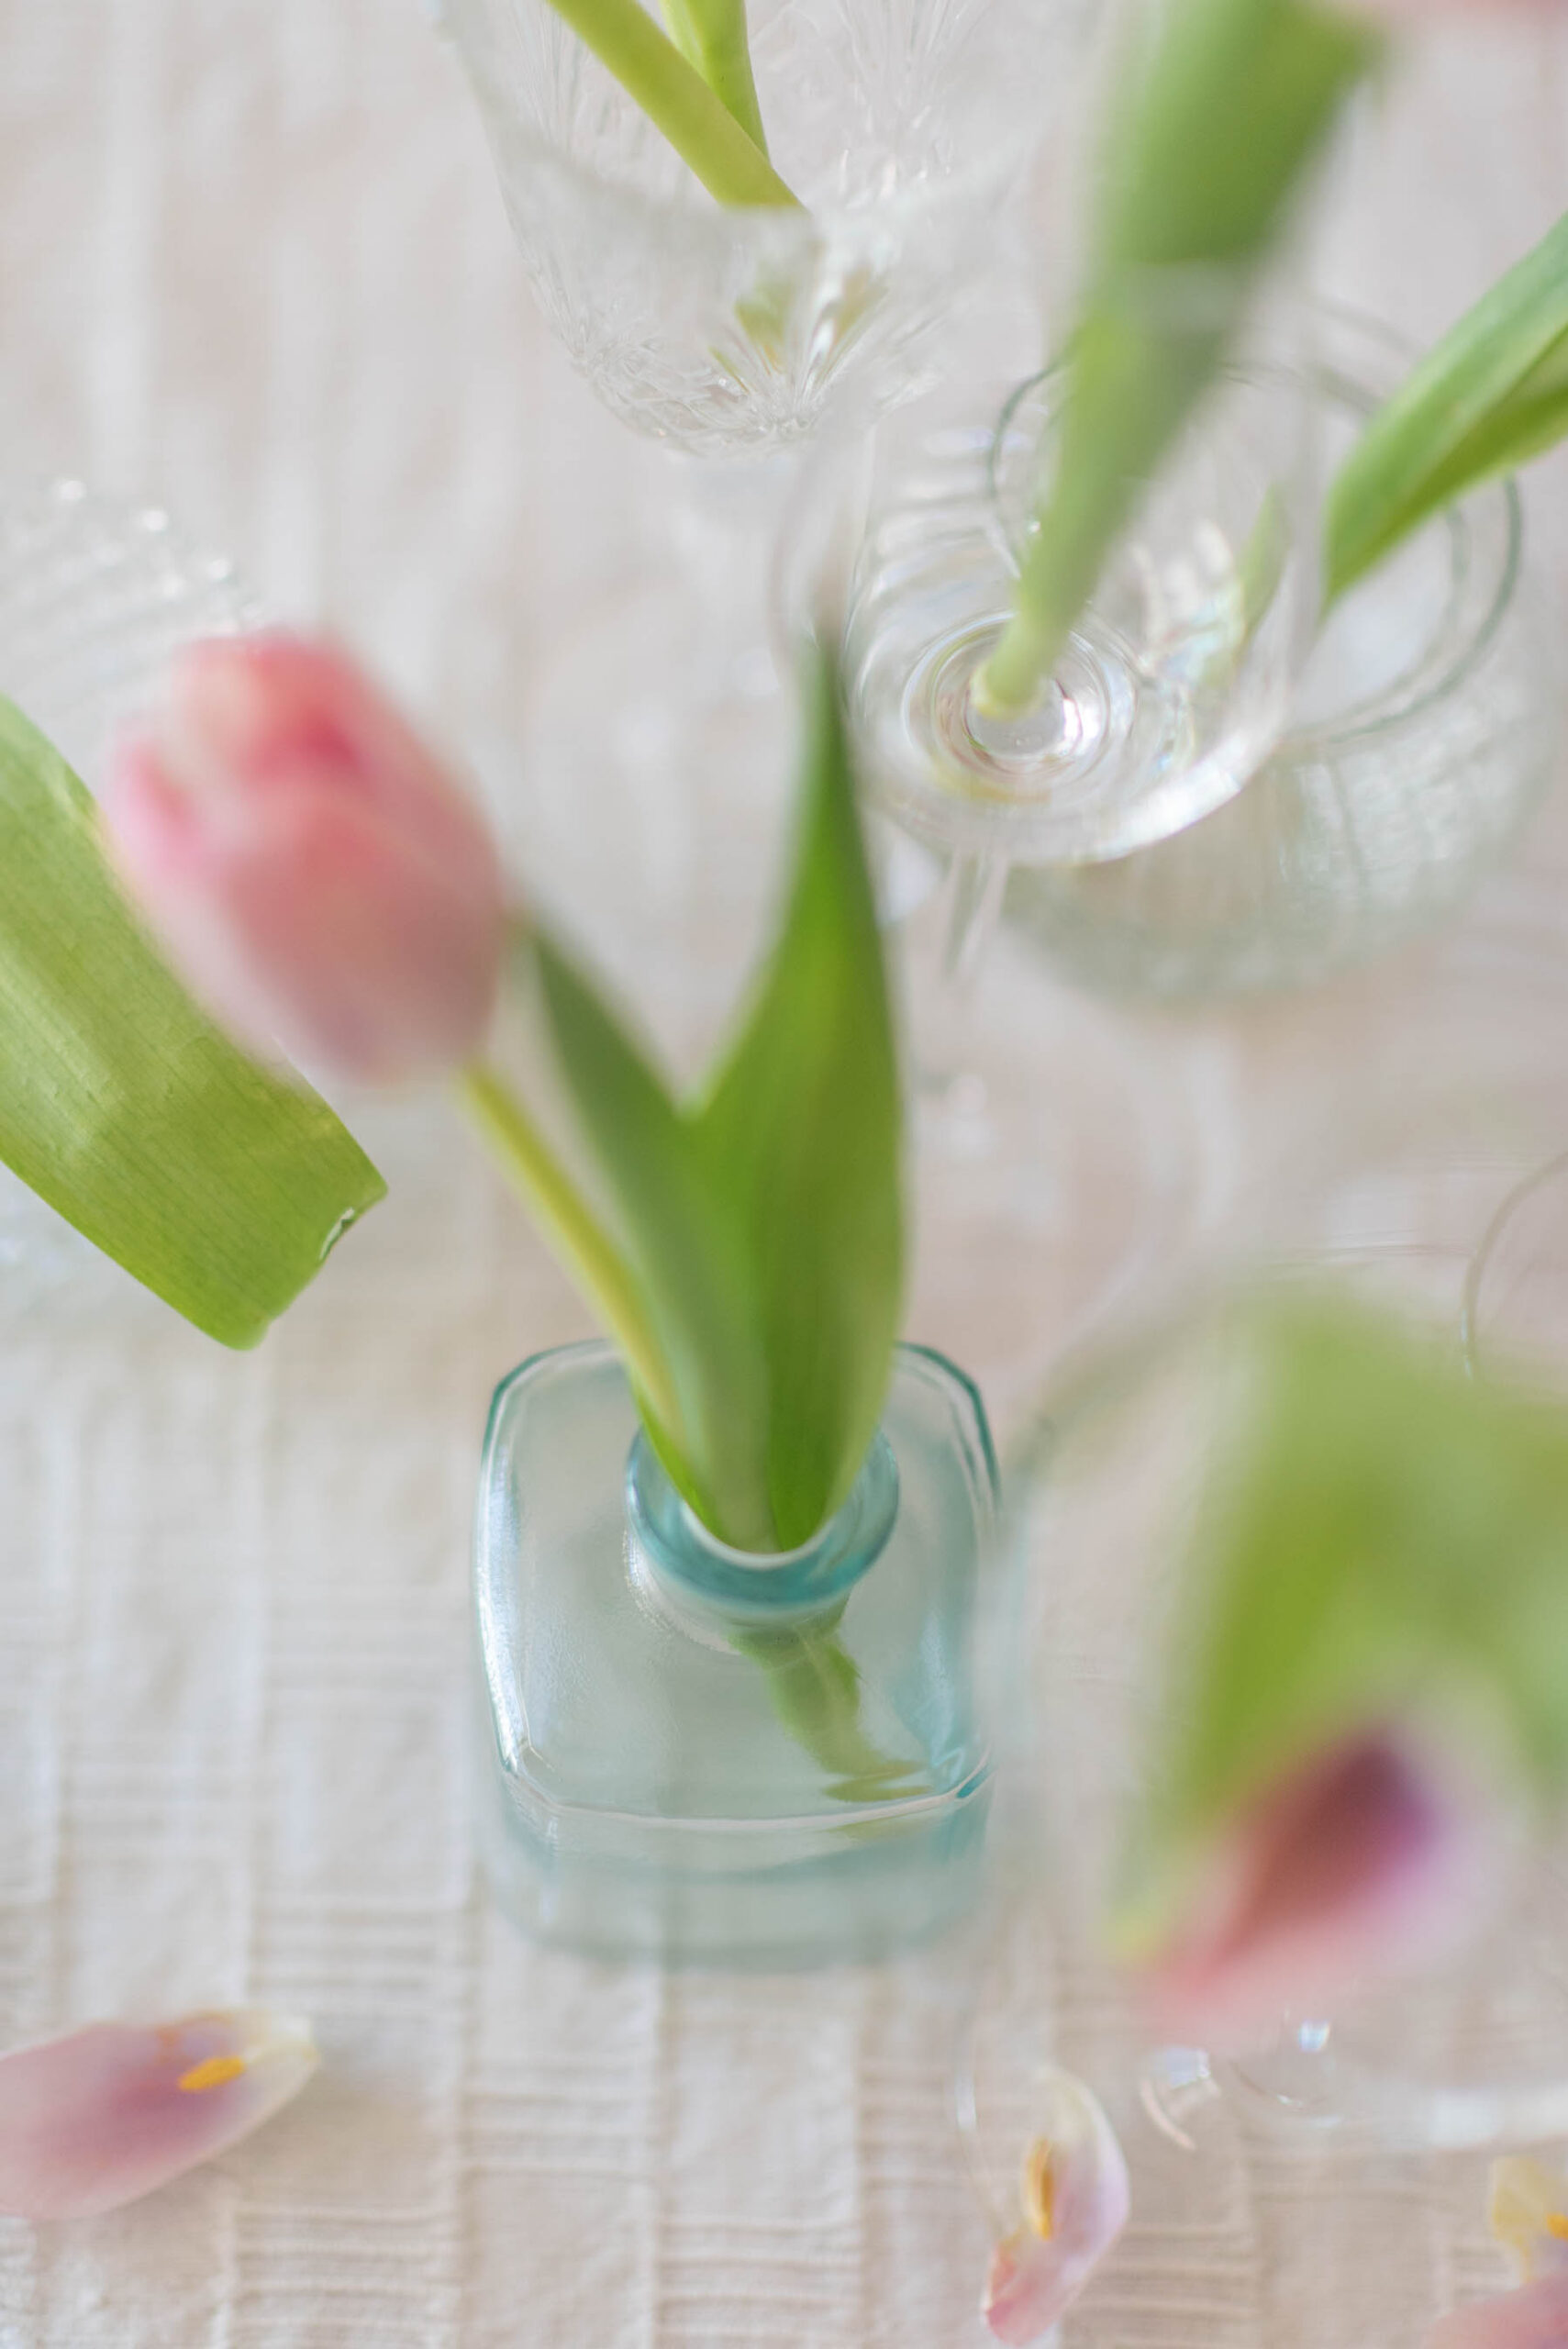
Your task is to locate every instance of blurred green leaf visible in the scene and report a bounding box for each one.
[1325,210,1568,604]
[660,0,768,156]
[981,0,1376,714]
[528,650,904,1553]
[0,696,384,1347]
[1132,1296,1568,1912]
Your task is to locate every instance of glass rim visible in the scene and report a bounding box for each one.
[987,302,1526,766]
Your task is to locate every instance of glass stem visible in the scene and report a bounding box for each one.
[539,0,799,208]
[919,850,1009,1095]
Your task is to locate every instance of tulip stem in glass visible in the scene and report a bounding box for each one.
[973,0,1376,721]
[659,0,770,157]
[538,0,797,207]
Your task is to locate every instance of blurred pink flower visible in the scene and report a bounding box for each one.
[105,634,506,1084]
[0,2009,317,2219]
[1139,1731,1473,2054]
[981,2068,1130,2345]
[1429,2274,1568,2348]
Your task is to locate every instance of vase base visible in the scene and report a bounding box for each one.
[473,1342,1000,1968]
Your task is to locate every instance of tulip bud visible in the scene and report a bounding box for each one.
[0,2009,317,2219]
[1134,1731,1475,2054]
[104,634,506,1085]
[980,2067,1130,2345]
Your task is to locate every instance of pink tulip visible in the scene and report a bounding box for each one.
[981,2068,1130,2345]
[0,2009,318,2219]
[1137,1731,1473,2054]
[1429,2274,1568,2349]
[105,634,506,1084]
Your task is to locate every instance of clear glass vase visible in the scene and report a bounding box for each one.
[473,1338,999,1965]
[1001,308,1557,1001]
[440,0,1085,454]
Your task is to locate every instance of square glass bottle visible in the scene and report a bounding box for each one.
[473,1340,999,1965]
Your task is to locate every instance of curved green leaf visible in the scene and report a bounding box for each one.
[1326,210,1568,603]
[981,0,1376,714]
[0,696,384,1348]
[524,651,903,1553]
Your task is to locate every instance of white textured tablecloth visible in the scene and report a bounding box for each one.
[4,6,1568,2343]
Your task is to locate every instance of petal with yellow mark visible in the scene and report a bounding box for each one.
[0,2009,317,2219]
[981,2068,1129,2345]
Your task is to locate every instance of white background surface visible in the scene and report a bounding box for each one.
[4,5,1568,2343]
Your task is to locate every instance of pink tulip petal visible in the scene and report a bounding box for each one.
[1429,2273,1568,2349]
[105,633,505,1085]
[0,2009,317,2219]
[1140,1731,1472,2054]
[980,2069,1130,2345]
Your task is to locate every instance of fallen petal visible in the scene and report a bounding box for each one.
[981,2068,1129,2344]
[0,2009,317,2219]
[1490,2156,1568,2283]
[1429,2271,1568,2349]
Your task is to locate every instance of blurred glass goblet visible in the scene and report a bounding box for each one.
[1006,1285,1568,2156]
[1465,1154,1568,1397]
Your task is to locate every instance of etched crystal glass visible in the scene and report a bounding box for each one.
[441,0,1085,452]
[1002,309,1557,1000]
[0,481,260,1309]
[783,311,1324,860]
[473,1338,999,1964]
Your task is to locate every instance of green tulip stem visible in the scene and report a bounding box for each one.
[543,0,798,208]
[456,1060,681,1438]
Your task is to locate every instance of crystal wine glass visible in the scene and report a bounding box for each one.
[440,0,1087,456]
[775,298,1327,1117]
[1001,306,1557,1002]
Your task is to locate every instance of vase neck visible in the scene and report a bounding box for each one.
[624,1431,899,1626]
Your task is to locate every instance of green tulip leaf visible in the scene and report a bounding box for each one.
[691,649,903,1551]
[0,695,384,1348]
[1325,210,1568,604]
[981,0,1377,714]
[1127,1295,1568,1931]
[525,649,904,1557]
[526,929,773,1548]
